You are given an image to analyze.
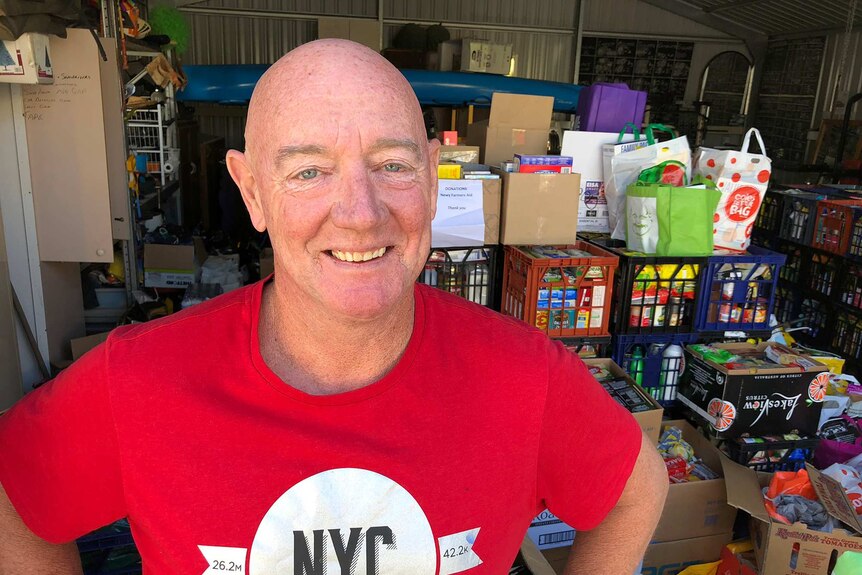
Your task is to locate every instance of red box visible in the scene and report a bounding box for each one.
[442,131,458,146]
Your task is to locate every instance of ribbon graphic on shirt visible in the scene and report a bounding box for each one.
[437,527,482,575]
[198,545,247,574]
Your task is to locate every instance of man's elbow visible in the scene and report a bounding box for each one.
[620,433,669,511]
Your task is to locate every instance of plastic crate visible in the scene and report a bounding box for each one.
[754,190,783,237]
[811,199,862,255]
[796,296,832,344]
[832,309,862,362]
[778,242,808,285]
[586,237,706,334]
[695,245,786,332]
[806,251,841,298]
[501,243,618,338]
[778,188,849,245]
[417,246,499,309]
[773,283,802,325]
[849,209,862,260]
[722,436,819,472]
[611,333,700,407]
[838,263,862,312]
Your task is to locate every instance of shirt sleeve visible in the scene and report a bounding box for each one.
[536,341,644,531]
[0,339,126,543]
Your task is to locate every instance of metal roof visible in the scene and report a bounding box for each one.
[649,0,861,37]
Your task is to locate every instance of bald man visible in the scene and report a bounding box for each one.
[0,40,667,574]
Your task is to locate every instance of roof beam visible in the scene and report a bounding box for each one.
[704,0,773,13]
[639,0,768,52]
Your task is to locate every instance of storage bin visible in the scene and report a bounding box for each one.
[778,187,849,245]
[94,287,128,309]
[417,246,500,309]
[501,242,618,338]
[611,333,700,407]
[695,246,785,333]
[832,308,862,362]
[722,436,820,473]
[585,237,706,334]
[811,198,862,256]
[806,251,840,298]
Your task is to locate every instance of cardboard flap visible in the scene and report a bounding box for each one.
[489,93,553,128]
[806,463,862,534]
[518,536,558,575]
[720,455,771,522]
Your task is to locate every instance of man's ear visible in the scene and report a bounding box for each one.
[226,150,267,232]
[426,138,441,220]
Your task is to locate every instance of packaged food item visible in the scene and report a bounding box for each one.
[689,344,737,364]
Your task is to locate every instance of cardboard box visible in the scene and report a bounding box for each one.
[652,420,738,543]
[260,248,274,279]
[439,145,480,164]
[520,531,644,575]
[499,171,580,245]
[560,131,645,233]
[723,458,862,575]
[144,241,203,288]
[678,343,828,439]
[432,178,501,247]
[642,532,734,575]
[527,509,575,551]
[0,33,53,84]
[438,163,462,179]
[439,39,513,74]
[466,93,553,167]
[317,17,380,51]
[583,358,663,444]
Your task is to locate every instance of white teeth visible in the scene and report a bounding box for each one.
[331,247,387,262]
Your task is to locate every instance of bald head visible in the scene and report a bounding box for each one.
[244,39,426,172]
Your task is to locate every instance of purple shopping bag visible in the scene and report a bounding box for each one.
[578,83,647,133]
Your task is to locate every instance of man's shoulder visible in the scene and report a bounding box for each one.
[107,283,254,349]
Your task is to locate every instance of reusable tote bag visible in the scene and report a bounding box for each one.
[602,123,649,235]
[694,128,772,252]
[607,125,691,240]
[626,179,720,255]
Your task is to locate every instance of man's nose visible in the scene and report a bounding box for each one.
[330,166,388,230]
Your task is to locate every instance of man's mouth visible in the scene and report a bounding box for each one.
[328,247,388,262]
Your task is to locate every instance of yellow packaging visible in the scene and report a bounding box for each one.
[438,163,462,179]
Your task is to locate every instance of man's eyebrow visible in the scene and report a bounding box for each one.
[366,138,422,158]
[274,144,328,166]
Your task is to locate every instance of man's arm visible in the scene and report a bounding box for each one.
[563,433,669,575]
[0,483,83,574]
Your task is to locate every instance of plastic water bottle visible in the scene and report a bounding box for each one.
[659,344,685,402]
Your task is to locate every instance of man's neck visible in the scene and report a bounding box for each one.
[258,282,415,396]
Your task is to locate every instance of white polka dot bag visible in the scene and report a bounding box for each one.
[694,128,772,253]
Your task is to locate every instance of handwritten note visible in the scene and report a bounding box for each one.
[22,72,90,120]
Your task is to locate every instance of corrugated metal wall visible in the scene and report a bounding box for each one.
[384,0,576,29]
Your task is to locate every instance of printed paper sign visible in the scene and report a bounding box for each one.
[432,180,485,247]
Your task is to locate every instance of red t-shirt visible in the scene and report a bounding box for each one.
[0,281,641,574]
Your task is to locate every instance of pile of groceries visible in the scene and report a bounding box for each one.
[688,342,821,370]
[708,263,774,326]
[657,426,719,484]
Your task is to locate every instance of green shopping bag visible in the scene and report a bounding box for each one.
[626,179,720,256]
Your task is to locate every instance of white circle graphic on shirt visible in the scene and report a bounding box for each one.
[248,468,436,574]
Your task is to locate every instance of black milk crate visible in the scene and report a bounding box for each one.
[796,295,833,346]
[778,187,851,245]
[832,308,862,362]
[774,282,802,325]
[417,246,499,309]
[611,333,700,407]
[722,436,820,473]
[838,262,862,312]
[754,189,784,237]
[695,246,786,333]
[585,237,706,334]
[778,242,808,285]
[806,250,841,298]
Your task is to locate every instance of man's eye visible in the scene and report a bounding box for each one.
[383,163,404,172]
[298,168,319,180]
